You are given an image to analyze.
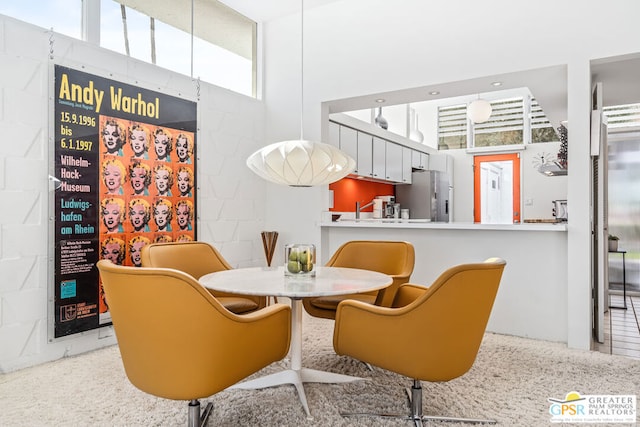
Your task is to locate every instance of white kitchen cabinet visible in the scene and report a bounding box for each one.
[339,126,358,174]
[357,132,373,177]
[372,137,386,179]
[385,142,404,182]
[401,146,413,184]
[412,150,428,170]
[332,121,429,184]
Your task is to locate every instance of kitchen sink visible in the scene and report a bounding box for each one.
[338,218,431,223]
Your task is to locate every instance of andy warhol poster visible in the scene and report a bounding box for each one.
[53,65,197,338]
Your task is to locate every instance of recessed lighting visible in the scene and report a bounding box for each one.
[429,91,440,95]
[375,98,385,103]
[491,81,503,87]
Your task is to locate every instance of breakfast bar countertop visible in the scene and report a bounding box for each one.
[320,218,567,232]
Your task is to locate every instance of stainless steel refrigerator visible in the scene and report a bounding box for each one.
[396,170,450,222]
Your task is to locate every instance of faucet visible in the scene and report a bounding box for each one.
[355,200,375,219]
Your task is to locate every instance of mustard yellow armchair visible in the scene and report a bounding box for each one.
[96,260,291,426]
[302,240,415,319]
[141,241,267,314]
[333,257,506,426]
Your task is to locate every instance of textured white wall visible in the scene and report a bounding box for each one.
[0,15,267,372]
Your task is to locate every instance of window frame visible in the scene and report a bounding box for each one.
[0,0,258,98]
[438,91,558,151]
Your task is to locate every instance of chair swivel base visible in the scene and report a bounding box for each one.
[188,399,213,427]
[341,380,496,427]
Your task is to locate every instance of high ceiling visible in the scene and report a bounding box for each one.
[218,0,344,22]
[216,0,640,120]
[327,54,640,129]
[325,65,569,129]
[119,1,640,125]
[592,54,640,109]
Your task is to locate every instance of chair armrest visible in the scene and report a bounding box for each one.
[333,292,427,377]
[333,299,409,359]
[209,303,291,389]
[228,302,290,323]
[224,303,291,355]
[392,283,429,307]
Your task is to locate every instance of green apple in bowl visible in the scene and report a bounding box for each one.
[284,244,316,276]
[287,260,302,274]
[288,248,300,262]
[299,249,313,271]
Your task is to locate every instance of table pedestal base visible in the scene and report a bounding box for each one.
[230,367,364,417]
[230,300,364,417]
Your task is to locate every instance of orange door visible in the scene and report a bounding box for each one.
[473,153,520,223]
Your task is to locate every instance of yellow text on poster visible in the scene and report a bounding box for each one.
[58,73,160,119]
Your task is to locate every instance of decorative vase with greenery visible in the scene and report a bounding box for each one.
[608,235,619,252]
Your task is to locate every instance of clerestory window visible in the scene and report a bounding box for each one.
[438,94,558,150]
[0,0,257,98]
[603,103,640,129]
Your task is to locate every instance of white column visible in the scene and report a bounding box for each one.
[566,58,593,350]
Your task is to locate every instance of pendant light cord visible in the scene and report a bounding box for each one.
[300,0,305,140]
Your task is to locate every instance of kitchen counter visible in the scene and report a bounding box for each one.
[321,219,567,232]
[319,217,569,343]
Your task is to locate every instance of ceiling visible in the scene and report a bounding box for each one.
[217,1,640,124]
[218,0,344,22]
[592,54,640,109]
[117,1,640,125]
[327,53,640,130]
[325,65,570,129]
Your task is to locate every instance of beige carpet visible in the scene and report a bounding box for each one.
[1,313,638,426]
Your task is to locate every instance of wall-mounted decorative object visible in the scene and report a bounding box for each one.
[532,152,554,169]
[533,144,568,177]
[52,65,197,338]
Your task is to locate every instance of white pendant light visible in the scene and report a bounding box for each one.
[247,140,355,186]
[245,0,355,187]
[467,99,492,123]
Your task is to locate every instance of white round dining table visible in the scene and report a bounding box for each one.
[199,265,392,418]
